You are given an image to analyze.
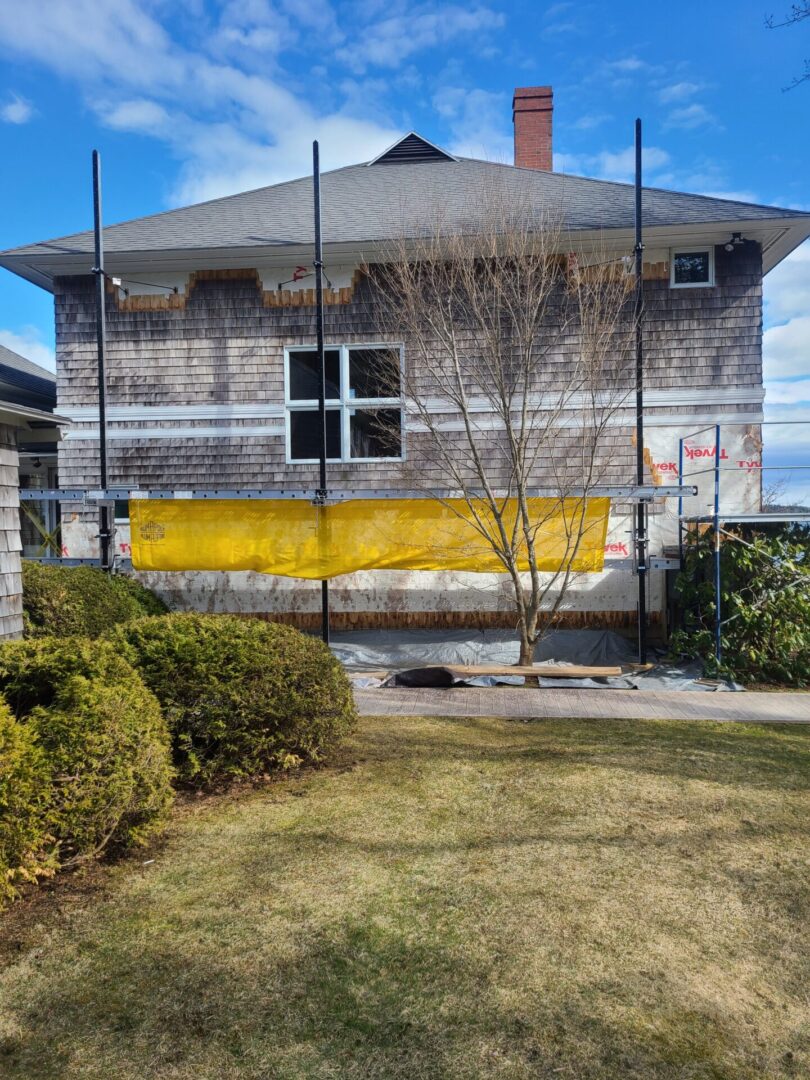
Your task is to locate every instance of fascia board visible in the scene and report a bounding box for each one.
[3,218,809,287]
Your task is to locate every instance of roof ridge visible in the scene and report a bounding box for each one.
[454,156,810,215]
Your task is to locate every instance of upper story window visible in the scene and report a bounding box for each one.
[670,248,715,288]
[285,344,403,463]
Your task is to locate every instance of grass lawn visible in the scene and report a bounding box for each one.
[1,715,809,1080]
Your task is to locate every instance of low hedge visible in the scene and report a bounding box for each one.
[22,562,167,639]
[109,614,357,784]
[0,639,174,880]
[0,701,53,906]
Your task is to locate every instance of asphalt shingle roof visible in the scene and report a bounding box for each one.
[0,343,55,383]
[2,154,808,260]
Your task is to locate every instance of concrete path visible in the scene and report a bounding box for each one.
[355,687,810,724]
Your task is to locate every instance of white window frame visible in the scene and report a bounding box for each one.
[670,247,715,289]
[284,343,405,464]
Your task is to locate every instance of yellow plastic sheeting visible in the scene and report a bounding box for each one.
[130,497,610,579]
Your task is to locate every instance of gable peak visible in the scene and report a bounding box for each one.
[369,132,457,166]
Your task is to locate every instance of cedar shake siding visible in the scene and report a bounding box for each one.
[54,242,763,494]
[0,423,23,640]
[5,120,803,628]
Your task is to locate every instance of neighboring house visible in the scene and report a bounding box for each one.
[0,86,808,631]
[0,344,62,557]
[0,345,64,637]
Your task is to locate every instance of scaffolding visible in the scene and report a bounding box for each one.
[15,125,714,663]
[678,420,810,663]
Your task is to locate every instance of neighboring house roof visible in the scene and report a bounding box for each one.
[0,343,56,412]
[2,136,809,286]
[0,398,68,428]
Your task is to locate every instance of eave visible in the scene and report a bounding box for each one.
[2,216,808,293]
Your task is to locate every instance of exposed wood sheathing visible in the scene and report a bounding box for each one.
[109,268,365,312]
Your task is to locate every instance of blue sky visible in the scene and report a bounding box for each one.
[0,0,808,498]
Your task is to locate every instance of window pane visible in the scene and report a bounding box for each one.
[289,349,340,400]
[349,347,400,399]
[290,410,341,460]
[350,409,401,459]
[114,499,129,521]
[673,251,710,285]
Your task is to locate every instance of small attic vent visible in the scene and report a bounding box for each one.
[369,132,457,166]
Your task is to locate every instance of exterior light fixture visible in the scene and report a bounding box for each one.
[724,232,745,252]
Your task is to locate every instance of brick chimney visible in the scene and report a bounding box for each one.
[512,86,553,170]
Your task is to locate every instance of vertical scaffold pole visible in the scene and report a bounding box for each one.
[91,150,111,571]
[634,118,647,663]
[678,434,684,567]
[313,140,330,645]
[713,423,722,665]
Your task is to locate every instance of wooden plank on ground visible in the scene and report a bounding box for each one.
[348,664,623,679]
[445,663,623,678]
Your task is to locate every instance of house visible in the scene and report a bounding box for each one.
[0,344,65,637]
[1,86,808,632]
[0,344,63,557]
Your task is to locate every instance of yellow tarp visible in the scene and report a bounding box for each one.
[130,497,610,579]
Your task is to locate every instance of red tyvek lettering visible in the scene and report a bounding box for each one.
[604,542,629,556]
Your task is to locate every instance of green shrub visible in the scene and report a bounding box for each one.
[110,614,357,784]
[672,525,810,686]
[0,639,174,865]
[0,701,54,906]
[22,562,167,639]
[107,573,168,618]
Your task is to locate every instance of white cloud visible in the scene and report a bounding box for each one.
[0,1,401,204]
[763,242,810,390]
[103,99,172,135]
[763,316,810,381]
[665,102,717,130]
[336,4,504,71]
[571,113,611,131]
[764,241,810,325]
[543,1,573,17]
[605,56,650,74]
[1,94,34,124]
[657,81,701,104]
[213,0,293,55]
[0,2,180,88]
[433,86,511,161]
[765,378,810,404]
[0,327,55,372]
[554,145,671,183]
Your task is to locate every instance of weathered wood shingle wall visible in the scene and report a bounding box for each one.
[54,242,763,494]
[0,423,23,639]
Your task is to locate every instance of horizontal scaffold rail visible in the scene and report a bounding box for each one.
[22,555,683,572]
[682,511,810,524]
[20,485,697,502]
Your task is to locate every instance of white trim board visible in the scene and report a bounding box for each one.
[63,424,285,441]
[60,386,765,426]
[412,387,764,414]
[62,412,764,442]
[406,411,765,434]
[61,404,286,422]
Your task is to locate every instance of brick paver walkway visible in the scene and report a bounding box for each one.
[355,687,810,724]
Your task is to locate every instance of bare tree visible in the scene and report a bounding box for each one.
[766,2,810,88]
[368,197,636,664]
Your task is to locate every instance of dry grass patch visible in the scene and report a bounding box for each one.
[1,716,809,1079]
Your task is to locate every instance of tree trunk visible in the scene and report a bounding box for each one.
[518,632,535,666]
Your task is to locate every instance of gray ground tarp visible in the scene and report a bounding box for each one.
[331,628,636,670]
[332,628,742,692]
